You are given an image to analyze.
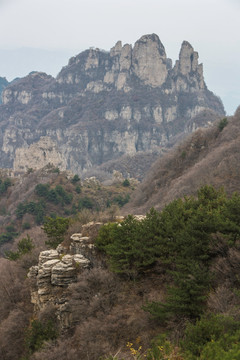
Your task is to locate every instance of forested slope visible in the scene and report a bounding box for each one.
[125,106,240,214]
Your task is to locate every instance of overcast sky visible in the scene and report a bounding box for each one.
[0,0,239,114]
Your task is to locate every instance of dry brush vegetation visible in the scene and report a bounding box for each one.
[1,109,240,359]
[124,107,240,214]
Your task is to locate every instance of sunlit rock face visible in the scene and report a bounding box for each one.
[27,222,98,329]
[28,245,91,312]
[0,34,224,177]
[132,34,168,87]
[13,136,67,172]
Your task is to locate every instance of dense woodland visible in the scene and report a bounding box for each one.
[1,111,240,359]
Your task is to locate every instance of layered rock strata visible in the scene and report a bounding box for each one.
[28,233,93,327]
[27,220,113,329]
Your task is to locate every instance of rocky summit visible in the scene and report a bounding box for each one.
[0,34,224,177]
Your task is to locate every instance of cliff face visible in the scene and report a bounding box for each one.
[0,77,9,104]
[0,34,224,176]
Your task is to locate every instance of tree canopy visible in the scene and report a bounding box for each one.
[96,185,240,319]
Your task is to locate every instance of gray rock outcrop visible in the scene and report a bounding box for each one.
[28,246,91,311]
[132,34,168,87]
[0,34,224,177]
[28,222,101,328]
[28,217,157,329]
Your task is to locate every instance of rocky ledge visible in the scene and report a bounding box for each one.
[28,221,104,328]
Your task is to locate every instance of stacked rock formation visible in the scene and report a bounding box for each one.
[28,221,105,328]
[28,237,91,325]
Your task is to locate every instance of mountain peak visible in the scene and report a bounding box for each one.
[0,34,225,176]
[177,40,201,77]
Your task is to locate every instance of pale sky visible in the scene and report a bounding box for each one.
[0,0,239,114]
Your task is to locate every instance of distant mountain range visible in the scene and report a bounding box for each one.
[0,34,224,178]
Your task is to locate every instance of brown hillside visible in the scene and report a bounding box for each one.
[124,106,240,214]
[0,165,134,256]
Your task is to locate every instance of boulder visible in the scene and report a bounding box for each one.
[38,250,59,266]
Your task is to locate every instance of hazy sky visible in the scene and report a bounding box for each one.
[0,0,239,114]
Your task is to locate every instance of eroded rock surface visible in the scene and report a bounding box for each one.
[0,34,225,178]
[28,245,91,314]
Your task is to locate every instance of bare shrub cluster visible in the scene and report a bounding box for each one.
[68,268,119,323]
[0,259,32,359]
[0,309,29,360]
[30,337,80,360]
[31,268,154,359]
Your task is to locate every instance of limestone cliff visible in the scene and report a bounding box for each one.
[28,222,102,328]
[0,34,225,177]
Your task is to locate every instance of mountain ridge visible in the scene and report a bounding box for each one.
[124,107,240,213]
[0,34,224,177]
